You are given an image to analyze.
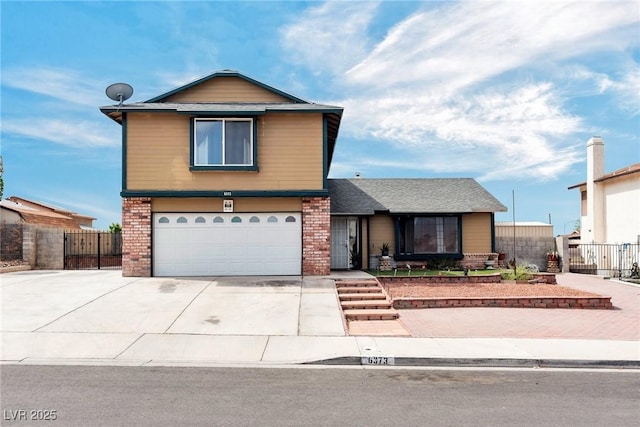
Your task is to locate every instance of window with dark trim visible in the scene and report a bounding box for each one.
[397,216,460,255]
[192,118,254,168]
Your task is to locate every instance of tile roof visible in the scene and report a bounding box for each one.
[1,199,81,228]
[328,178,507,214]
[568,162,640,189]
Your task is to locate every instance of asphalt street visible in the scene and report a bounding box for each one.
[1,365,639,427]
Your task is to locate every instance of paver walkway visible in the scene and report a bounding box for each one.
[399,273,640,340]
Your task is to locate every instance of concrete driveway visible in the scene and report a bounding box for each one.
[0,270,350,363]
[2,270,638,367]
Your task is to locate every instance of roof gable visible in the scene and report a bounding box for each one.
[329,178,507,214]
[146,70,308,104]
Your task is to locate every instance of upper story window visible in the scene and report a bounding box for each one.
[193,118,254,169]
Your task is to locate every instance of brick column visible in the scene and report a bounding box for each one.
[122,197,151,277]
[302,196,330,276]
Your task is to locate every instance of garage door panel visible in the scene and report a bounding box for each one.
[153,213,301,276]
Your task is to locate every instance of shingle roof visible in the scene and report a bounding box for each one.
[328,178,507,215]
[99,102,343,115]
[328,180,386,215]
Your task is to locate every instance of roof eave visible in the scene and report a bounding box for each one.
[568,182,586,190]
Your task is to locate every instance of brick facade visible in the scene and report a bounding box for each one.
[122,197,151,277]
[302,196,330,276]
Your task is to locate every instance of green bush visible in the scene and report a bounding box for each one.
[500,264,532,281]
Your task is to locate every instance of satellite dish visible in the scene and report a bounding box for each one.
[105,83,134,105]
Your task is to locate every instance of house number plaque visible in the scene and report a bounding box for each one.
[361,356,395,365]
[223,199,234,212]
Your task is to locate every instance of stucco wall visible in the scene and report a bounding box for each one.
[603,177,640,243]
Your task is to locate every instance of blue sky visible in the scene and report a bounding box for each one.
[2,1,639,233]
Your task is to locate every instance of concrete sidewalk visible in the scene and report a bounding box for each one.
[1,270,638,368]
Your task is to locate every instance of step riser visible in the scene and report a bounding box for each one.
[345,314,399,321]
[335,281,380,288]
[341,301,392,308]
[339,294,387,301]
[342,305,393,310]
[337,287,382,294]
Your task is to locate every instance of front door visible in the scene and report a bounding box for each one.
[331,217,359,270]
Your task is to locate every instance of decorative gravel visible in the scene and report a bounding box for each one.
[387,283,602,299]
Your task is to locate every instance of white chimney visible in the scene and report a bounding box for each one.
[586,136,605,243]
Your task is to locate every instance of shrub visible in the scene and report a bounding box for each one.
[501,264,532,281]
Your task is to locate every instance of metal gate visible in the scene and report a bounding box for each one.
[64,231,122,270]
[569,243,639,278]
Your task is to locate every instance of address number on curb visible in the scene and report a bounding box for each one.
[361,356,395,365]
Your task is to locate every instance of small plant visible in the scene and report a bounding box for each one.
[501,264,532,281]
[546,250,559,261]
[380,242,390,256]
[350,249,361,269]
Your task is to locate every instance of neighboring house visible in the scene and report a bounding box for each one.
[568,136,640,244]
[328,179,506,270]
[0,197,96,229]
[101,70,505,277]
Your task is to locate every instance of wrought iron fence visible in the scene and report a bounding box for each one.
[64,231,122,270]
[569,243,639,278]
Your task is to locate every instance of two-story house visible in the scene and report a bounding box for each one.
[101,70,506,277]
[568,136,640,245]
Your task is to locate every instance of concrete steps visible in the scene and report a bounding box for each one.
[338,293,388,301]
[335,279,398,321]
[335,286,382,294]
[343,309,399,321]
[341,299,393,310]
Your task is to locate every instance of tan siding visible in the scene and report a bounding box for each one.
[462,213,492,253]
[368,214,395,256]
[126,112,324,191]
[152,197,302,213]
[165,77,291,103]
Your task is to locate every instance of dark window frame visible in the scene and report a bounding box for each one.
[393,215,463,260]
[190,117,259,171]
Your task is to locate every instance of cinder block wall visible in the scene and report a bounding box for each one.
[496,236,555,271]
[23,224,37,266]
[35,227,64,269]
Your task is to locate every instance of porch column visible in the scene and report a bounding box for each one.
[122,197,151,277]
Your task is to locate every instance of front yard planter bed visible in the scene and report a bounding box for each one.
[377,272,557,285]
[385,283,612,310]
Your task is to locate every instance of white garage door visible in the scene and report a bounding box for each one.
[153,212,301,276]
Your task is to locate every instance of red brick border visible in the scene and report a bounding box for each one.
[378,272,557,285]
[393,296,613,309]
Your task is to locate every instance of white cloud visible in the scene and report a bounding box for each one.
[2,67,107,107]
[284,1,639,181]
[610,66,640,116]
[280,1,380,75]
[345,1,638,91]
[3,119,117,148]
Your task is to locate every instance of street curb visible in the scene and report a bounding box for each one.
[307,357,640,369]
